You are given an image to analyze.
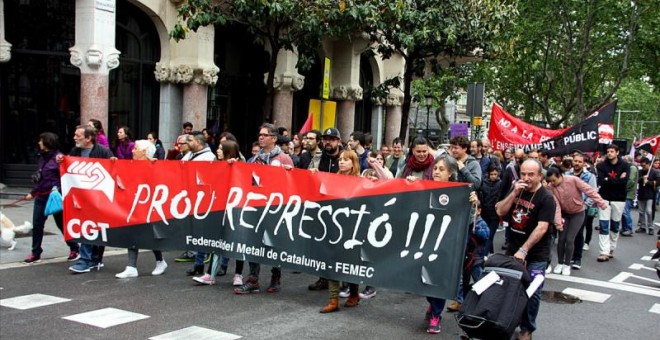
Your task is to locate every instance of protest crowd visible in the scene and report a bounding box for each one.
[18,118,660,340]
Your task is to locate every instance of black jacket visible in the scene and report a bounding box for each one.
[69,144,114,159]
[596,157,630,202]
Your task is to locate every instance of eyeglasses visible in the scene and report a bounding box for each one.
[258,133,275,138]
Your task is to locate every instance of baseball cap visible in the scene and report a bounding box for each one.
[322,128,341,139]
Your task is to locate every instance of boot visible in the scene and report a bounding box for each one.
[319,298,339,313]
[308,278,329,290]
[344,293,360,308]
[186,264,204,276]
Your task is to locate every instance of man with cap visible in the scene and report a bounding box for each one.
[307,127,344,291]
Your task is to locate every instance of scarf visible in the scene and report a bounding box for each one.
[401,154,434,179]
[255,146,283,165]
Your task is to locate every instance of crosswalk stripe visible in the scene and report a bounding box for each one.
[150,326,242,340]
[0,293,70,310]
[562,288,610,303]
[63,307,149,328]
[650,304,660,314]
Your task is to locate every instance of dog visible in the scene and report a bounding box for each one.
[0,212,33,250]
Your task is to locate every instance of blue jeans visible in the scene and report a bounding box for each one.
[485,220,499,254]
[426,296,446,318]
[621,199,634,232]
[456,264,484,304]
[521,261,547,333]
[31,199,78,257]
[78,243,103,265]
[194,251,207,266]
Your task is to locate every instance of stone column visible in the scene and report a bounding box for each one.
[266,49,304,132]
[384,90,404,146]
[0,0,10,63]
[69,0,121,131]
[69,0,121,130]
[166,26,217,131]
[333,86,363,141]
[370,99,385,148]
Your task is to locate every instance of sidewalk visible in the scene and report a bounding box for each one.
[0,186,74,265]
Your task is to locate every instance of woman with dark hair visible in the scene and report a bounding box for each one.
[147,131,165,160]
[23,132,80,263]
[546,165,607,276]
[397,136,434,181]
[202,128,217,154]
[88,119,109,148]
[113,126,135,159]
[194,139,246,287]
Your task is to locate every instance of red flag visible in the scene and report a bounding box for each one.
[634,135,660,155]
[299,112,313,134]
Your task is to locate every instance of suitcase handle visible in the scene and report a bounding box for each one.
[455,314,486,329]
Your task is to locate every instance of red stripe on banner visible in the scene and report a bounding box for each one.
[61,157,467,232]
[488,103,568,151]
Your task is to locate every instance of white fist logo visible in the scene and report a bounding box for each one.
[61,161,115,202]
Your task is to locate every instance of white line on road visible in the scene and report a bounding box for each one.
[628,263,658,271]
[641,256,653,261]
[609,272,632,283]
[562,288,610,303]
[546,273,660,298]
[650,304,660,314]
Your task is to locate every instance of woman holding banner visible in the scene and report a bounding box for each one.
[320,150,362,313]
[397,136,435,181]
[115,140,168,278]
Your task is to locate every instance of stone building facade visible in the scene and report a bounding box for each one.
[0,0,407,184]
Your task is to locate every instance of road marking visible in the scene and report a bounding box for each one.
[609,272,632,283]
[546,273,660,298]
[63,307,149,328]
[628,263,657,271]
[562,288,610,303]
[150,326,242,340]
[650,249,657,254]
[641,256,652,261]
[0,293,70,310]
[0,249,133,270]
[650,304,660,314]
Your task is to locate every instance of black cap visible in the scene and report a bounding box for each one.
[277,135,291,145]
[322,128,341,139]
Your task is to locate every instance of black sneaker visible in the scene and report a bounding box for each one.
[234,280,260,294]
[23,254,41,264]
[571,260,581,270]
[175,251,195,262]
[266,278,281,293]
[635,228,647,234]
[648,229,655,235]
[359,286,377,299]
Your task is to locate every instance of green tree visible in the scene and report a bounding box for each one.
[363,0,517,140]
[614,78,660,142]
[474,0,646,128]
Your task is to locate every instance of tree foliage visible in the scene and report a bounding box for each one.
[472,0,648,128]
[614,78,660,141]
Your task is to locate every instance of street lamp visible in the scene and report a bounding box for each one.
[425,93,433,137]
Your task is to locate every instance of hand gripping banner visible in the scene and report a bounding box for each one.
[61,157,472,299]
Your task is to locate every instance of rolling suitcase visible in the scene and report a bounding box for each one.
[456,254,533,340]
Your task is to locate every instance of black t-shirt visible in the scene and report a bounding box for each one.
[505,186,556,263]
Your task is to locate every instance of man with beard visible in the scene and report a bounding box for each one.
[595,144,630,262]
[307,127,344,291]
[297,129,322,170]
[496,159,557,340]
[64,126,114,273]
[233,123,294,295]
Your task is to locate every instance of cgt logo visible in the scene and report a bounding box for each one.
[61,160,115,202]
[67,219,109,242]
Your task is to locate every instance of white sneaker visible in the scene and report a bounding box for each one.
[583,243,590,251]
[561,266,571,276]
[115,266,138,278]
[152,260,168,276]
[233,274,243,286]
[546,265,553,274]
[193,273,215,285]
[553,264,563,274]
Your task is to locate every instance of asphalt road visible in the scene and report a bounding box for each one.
[1,197,659,339]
